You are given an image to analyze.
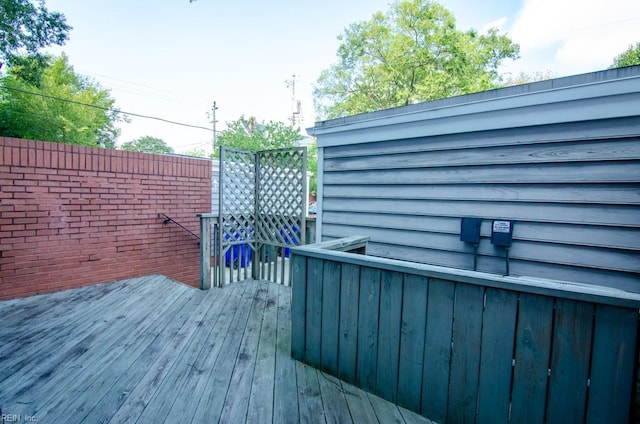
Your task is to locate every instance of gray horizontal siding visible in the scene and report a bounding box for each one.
[322,212,640,251]
[323,183,640,205]
[316,70,640,292]
[322,161,640,185]
[321,224,639,273]
[322,197,640,228]
[325,138,640,170]
[322,117,640,158]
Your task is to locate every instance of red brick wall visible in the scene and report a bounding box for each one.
[0,137,211,300]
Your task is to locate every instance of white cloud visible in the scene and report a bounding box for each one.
[481,16,508,34]
[505,0,640,76]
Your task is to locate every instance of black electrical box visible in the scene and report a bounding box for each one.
[491,220,514,247]
[460,217,482,244]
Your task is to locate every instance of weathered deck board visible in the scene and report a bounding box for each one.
[161,280,241,422]
[191,281,257,423]
[246,282,278,423]
[317,371,352,423]
[273,276,299,424]
[0,275,430,423]
[70,286,212,424]
[3,276,181,417]
[111,280,235,423]
[47,283,204,423]
[342,378,380,423]
[0,277,153,381]
[296,360,325,423]
[218,282,268,422]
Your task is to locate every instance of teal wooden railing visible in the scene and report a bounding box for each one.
[290,236,640,423]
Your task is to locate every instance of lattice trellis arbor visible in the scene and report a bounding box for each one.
[213,146,307,286]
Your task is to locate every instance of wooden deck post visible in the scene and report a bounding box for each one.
[198,214,218,290]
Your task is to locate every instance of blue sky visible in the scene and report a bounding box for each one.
[39,0,640,153]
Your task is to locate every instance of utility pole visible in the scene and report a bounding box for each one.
[289,74,296,127]
[285,74,302,130]
[210,101,218,154]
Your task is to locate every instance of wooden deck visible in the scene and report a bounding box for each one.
[0,275,431,424]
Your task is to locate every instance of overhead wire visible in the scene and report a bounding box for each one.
[181,139,213,148]
[77,70,188,99]
[1,85,213,132]
[75,69,200,105]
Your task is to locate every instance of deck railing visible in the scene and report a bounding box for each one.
[290,236,640,423]
[197,213,219,289]
[159,213,201,242]
[198,213,304,287]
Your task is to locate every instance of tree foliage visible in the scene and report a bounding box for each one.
[215,116,302,156]
[120,136,174,154]
[314,0,520,119]
[0,0,71,66]
[306,139,318,195]
[502,70,555,87]
[182,147,207,157]
[0,54,121,147]
[216,116,316,194]
[609,42,640,69]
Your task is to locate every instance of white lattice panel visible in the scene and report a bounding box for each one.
[220,149,256,249]
[218,147,306,285]
[256,148,306,247]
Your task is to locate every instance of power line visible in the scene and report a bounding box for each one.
[77,72,192,105]
[1,85,213,132]
[77,69,188,98]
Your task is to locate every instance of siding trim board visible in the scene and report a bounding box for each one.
[312,66,640,292]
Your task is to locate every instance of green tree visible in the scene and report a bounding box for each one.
[314,0,519,119]
[0,54,121,147]
[216,116,316,196]
[502,70,555,87]
[306,139,318,196]
[182,147,207,157]
[609,42,640,69]
[0,0,71,66]
[215,116,302,156]
[120,136,174,154]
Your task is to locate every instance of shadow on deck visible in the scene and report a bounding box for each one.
[0,275,430,423]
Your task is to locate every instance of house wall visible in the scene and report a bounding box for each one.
[311,66,640,292]
[0,137,211,300]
